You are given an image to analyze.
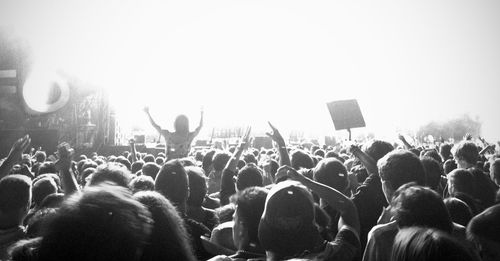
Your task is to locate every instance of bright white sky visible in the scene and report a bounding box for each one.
[1,0,499,141]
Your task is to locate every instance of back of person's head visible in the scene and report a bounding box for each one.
[155,157,165,166]
[133,191,196,261]
[142,162,160,180]
[444,197,473,227]
[447,169,475,197]
[420,156,443,191]
[469,167,497,209]
[391,184,453,233]
[378,150,426,198]
[115,156,132,171]
[313,158,348,193]
[174,114,189,133]
[0,175,32,224]
[143,155,155,163]
[129,175,155,194]
[80,167,95,187]
[236,164,263,191]
[237,159,246,170]
[38,184,152,261]
[324,150,340,159]
[391,227,480,261]
[313,149,325,158]
[37,162,56,176]
[186,166,207,207]
[440,143,453,161]
[258,181,318,259]
[423,149,442,163]
[26,207,58,238]
[35,151,46,163]
[232,187,268,249]
[155,159,189,208]
[131,161,145,174]
[290,150,314,170]
[363,139,394,162]
[202,150,216,174]
[32,177,58,207]
[490,158,500,185]
[243,153,257,165]
[467,204,500,261]
[453,141,479,167]
[212,151,231,172]
[88,162,133,188]
[179,157,196,167]
[444,159,458,174]
[39,193,65,209]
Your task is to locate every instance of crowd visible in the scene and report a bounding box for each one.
[0,112,499,261]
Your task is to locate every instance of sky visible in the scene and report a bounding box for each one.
[1,0,499,141]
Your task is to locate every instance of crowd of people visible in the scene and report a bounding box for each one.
[0,111,499,261]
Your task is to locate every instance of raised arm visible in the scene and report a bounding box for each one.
[143,107,163,134]
[224,127,251,173]
[266,122,291,167]
[398,134,414,150]
[283,165,360,235]
[54,143,79,195]
[350,144,378,176]
[129,139,137,163]
[192,108,204,137]
[0,135,31,180]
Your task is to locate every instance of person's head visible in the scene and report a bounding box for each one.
[392,227,480,261]
[80,167,95,187]
[313,149,325,158]
[391,184,453,233]
[115,156,132,171]
[131,161,145,174]
[37,162,56,176]
[143,155,155,163]
[422,149,442,163]
[243,153,257,165]
[290,150,314,170]
[420,156,443,191]
[444,159,458,174]
[378,150,426,202]
[440,143,453,161]
[186,166,207,207]
[467,204,500,261]
[363,139,394,162]
[236,164,263,192]
[447,169,475,197]
[32,177,58,207]
[38,184,152,261]
[232,187,268,250]
[313,158,348,194]
[258,181,319,260]
[26,207,58,238]
[202,150,216,174]
[453,141,479,168]
[212,151,231,172]
[142,162,160,180]
[155,157,165,166]
[39,193,65,209]
[154,159,189,210]
[129,175,155,194]
[443,197,473,227]
[133,191,196,261]
[174,114,189,133]
[0,175,32,227]
[489,158,500,186]
[34,151,46,163]
[88,162,133,188]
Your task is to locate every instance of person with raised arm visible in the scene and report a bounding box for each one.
[0,135,31,180]
[54,143,79,195]
[144,106,203,160]
[265,122,290,169]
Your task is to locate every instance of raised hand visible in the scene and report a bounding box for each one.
[8,135,31,162]
[143,106,150,114]
[54,142,74,171]
[237,126,252,151]
[266,122,285,146]
[464,133,472,141]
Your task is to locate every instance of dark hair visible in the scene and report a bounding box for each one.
[37,162,56,176]
[129,175,155,194]
[35,151,46,163]
[142,162,160,180]
[220,170,236,206]
[378,150,426,191]
[243,153,257,165]
[420,157,443,191]
[391,184,453,233]
[0,175,32,213]
[115,156,132,171]
[391,227,479,261]
[131,161,145,174]
[443,197,473,227]
[186,166,207,207]
[39,193,65,209]
[469,168,496,210]
[134,191,196,261]
[490,158,500,184]
[233,187,268,245]
[88,162,133,188]
[453,141,479,165]
[174,114,189,133]
[363,140,394,162]
[38,184,152,261]
[447,169,475,197]
[212,152,231,172]
[423,150,442,163]
[202,150,216,174]
[290,150,314,170]
[155,160,189,208]
[236,164,263,191]
[313,158,348,192]
[444,159,457,174]
[26,207,58,238]
[32,177,58,207]
[155,157,165,165]
[143,155,155,163]
[313,149,325,158]
[440,143,453,161]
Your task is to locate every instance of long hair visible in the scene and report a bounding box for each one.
[174,115,189,133]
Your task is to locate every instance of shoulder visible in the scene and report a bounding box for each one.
[367,221,398,239]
